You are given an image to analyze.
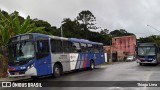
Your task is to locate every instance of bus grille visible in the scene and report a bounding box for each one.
[9,70,26,75]
[141,60,153,62]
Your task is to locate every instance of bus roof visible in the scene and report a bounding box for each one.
[49,35,68,40]
[12,33,48,38]
[137,43,157,46]
[69,38,103,45]
[12,33,68,40]
[11,33,103,45]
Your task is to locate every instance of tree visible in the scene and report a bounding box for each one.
[0,10,46,44]
[109,29,134,37]
[77,10,98,30]
[32,18,51,27]
[0,10,45,56]
[0,10,47,77]
[61,18,82,38]
[138,35,160,45]
[119,29,127,34]
[100,29,109,35]
[0,10,12,46]
[11,12,45,35]
[31,18,61,35]
[104,29,109,34]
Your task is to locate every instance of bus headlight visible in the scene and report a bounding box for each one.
[27,66,30,70]
[27,64,34,70]
[152,58,156,61]
[31,64,34,67]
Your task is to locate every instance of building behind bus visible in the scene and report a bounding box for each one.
[104,35,136,62]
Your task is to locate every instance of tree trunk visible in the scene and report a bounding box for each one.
[0,46,8,78]
[0,45,8,57]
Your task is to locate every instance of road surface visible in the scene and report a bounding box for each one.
[1,61,160,90]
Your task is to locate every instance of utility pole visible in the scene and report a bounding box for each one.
[110,45,112,64]
[61,25,63,37]
[110,40,112,64]
[61,23,64,54]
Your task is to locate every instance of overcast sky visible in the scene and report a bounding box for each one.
[1,0,160,38]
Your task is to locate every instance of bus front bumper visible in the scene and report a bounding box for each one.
[8,67,37,78]
[8,73,35,78]
[137,60,158,64]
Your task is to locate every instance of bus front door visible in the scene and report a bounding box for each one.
[35,39,52,76]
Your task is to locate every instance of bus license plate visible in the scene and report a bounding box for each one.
[14,72,19,75]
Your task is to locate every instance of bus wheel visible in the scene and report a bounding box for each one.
[90,60,95,70]
[139,63,142,66]
[53,64,61,78]
[154,63,158,66]
[31,76,39,80]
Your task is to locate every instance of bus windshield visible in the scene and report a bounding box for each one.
[9,41,35,62]
[137,47,156,55]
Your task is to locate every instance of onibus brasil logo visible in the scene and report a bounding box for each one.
[1,82,42,87]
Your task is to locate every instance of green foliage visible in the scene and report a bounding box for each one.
[0,9,136,47]
[77,10,98,30]
[33,19,51,27]
[60,18,112,45]
[0,10,45,46]
[109,29,134,37]
[0,10,12,45]
[32,19,57,35]
[11,12,45,34]
[138,35,160,45]
[61,18,82,38]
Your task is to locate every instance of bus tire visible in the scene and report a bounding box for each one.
[139,63,142,66]
[53,64,61,78]
[154,62,158,66]
[31,76,39,80]
[89,60,95,70]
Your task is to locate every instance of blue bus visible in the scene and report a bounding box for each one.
[136,43,160,66]
[8,33,105,78]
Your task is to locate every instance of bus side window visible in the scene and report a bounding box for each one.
[63,41,73,53]
[51,39,63,53]
[51,39,56,53]
[93,44,99,53]
[36,38,49,59]
[87,44,93,53]
[81,43,87,53]
[98,45,104,52]
[73,42,81,53]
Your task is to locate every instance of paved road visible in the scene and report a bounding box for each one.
[1,61,160,90]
